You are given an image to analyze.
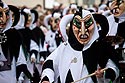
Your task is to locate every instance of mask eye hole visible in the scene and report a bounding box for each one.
[55,18,60,23]
[84,17,93,29]
[73,18,81,29]
[0,12,3,17]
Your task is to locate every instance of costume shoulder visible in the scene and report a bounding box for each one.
[6,28,22,45]
[32,27,45,45]
[46,42,66,60]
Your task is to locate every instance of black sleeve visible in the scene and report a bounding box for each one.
[105,68,116,82]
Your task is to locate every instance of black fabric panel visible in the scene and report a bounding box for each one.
[41,76,49,82]
[65,69,74,83]
[16,64,32,80]
[105,68,116,81]
[32,27,45,47]
[58,76,61,83]
[117,21,125,39]
[32,63,41,83]
[42,60,54,71]
[117,21,125,47]
[1,28,21,61]
[82,40,120,82]
[41,76,55,83]
[40,51,49,60]
[55,31,63,47]
[82,41,98,83]
[30,50,38,57]
[18,28,32,52]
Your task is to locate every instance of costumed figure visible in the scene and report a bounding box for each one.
[40,7,120,83]
[104,0,125,82]
[8,5,34,83]
[13,7,40,83]
[44,10,63,55]
[31,9,48,64]
[0,1,32,83]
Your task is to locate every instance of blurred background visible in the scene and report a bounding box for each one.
[3,0,101,9]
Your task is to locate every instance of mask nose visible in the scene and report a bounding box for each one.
[81,22,85,35]
[80,22,88,39]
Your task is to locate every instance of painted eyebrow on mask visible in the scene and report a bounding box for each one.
[74,14,92,22]
[73,14,94,29]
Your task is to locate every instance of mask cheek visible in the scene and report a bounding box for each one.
[73,26,78,33]
[88,26,94,36]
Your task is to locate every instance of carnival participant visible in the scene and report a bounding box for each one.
[40,7,119,83]
[8,5,35,83]
[15,8,41,83]
[30,9,48,63]
[106,0,125,49]
[0,1,32,83]
[104,0,125,82]
[44,10,63,55]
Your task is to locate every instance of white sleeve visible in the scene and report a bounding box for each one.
[30,39,39,51]
[16,45,27,66]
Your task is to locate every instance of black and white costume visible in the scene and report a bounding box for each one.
[31,9,48,62]
[0,1,28,83]
[41,9,119,83]
[44,11,63,54]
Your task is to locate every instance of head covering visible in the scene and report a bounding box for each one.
[62,3,78,16]
[13,8,26,30]
[43,14,52,28]
[86,7,96,13]
[0,0,13,32]
[23,8,38,30]
[8,5,20,27]
[59,14,74,41]
[43,10,62,30]
[60,8,100,51]
[30,9,38,30]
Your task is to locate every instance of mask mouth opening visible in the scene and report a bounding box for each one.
[80,34,89,39]
[112,7,120,15]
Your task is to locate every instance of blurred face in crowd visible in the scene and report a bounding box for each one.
[111,0,125,17]
[72,14,94,44]
[26,14,32,27]
[50,17,60,31]
[0,6,9,29]
[67,8,77,14]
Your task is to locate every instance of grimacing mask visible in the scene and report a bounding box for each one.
[50,17,60,31]
[72,14,94,44]
[111,0,125,17]
[0,6,9,28]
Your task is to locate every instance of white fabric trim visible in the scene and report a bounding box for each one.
[59,14,74,41]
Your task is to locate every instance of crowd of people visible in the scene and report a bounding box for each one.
[0,0,125,83]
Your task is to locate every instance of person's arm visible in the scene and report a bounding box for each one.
[95,59,119,82]
[104,59,119,82]
[40,48,59,83]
